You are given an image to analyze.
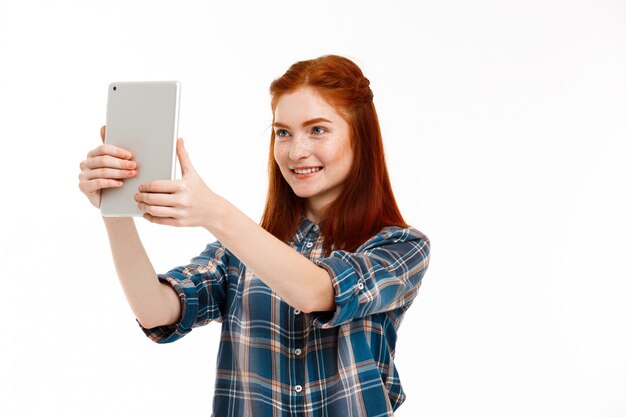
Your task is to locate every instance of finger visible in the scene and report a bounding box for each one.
[100,125,106,143]
[87,144,134,160]
[134,192,178,207]
[79,178,124,193]
[177,138,196,177]
[80,167,137,181]
[82,155,137,170]
[142,213,180,227]
[137,203,178,218]
[138,180,182,194]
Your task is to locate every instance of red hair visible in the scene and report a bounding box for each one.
[260,55,408,255]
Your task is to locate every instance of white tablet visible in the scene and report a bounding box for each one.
[100,81,181,217]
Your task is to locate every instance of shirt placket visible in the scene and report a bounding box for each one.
[290,304,306,416]
[289,227,318,416]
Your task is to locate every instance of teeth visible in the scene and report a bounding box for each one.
[294,167,321,175]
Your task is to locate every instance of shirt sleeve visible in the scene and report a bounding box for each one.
[140,241,230,343]
[311,227,430,328]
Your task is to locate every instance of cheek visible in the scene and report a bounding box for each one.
[329,140,354,172]
[273,144,289,171]
[273,144,284,164]
[338,152,354,175]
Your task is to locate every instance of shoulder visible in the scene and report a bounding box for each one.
[357,226,430,252]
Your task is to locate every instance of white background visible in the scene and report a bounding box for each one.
[1,1,625,416]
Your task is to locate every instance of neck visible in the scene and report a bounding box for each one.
[305,200,326,224]
[305,207,321,224]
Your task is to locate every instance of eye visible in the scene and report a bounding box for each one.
[275,129,290,138]
[310,126,327,135]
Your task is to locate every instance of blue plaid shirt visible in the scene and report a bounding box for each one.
[141,218,430,416]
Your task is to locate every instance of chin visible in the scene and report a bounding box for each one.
[292,190,315,199]
[289,186,317,199]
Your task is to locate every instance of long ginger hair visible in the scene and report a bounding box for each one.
[260,55,408,255]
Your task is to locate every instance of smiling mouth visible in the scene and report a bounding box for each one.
[292,167,322,175]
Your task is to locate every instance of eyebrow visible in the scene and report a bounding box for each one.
[272,118,333,129]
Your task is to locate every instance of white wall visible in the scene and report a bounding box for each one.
[1,1,624,416]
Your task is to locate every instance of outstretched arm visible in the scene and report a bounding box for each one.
[103,217,181,328]
[79,126,181,328]
[135,139,335,313]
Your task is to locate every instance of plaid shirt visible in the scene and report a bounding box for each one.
[142,218,430,416]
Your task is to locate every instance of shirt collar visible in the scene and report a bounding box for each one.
[290,217,319,244]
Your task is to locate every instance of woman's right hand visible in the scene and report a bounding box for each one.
[78,126,137,209]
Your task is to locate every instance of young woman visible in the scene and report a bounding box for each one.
[79,55,430,417]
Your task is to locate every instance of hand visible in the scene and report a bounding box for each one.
[79,126,137,208]
[135,138,217,228]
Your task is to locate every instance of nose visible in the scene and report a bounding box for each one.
[288,134,311,160]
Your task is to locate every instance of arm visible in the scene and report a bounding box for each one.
[136,139,335,314]
[141,240,230,343]
[311,227,430,328]
[209,197,335,313]
[102,217,181,329]
[78,127,181,329]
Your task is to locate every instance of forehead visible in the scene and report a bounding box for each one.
[274,87,343,124]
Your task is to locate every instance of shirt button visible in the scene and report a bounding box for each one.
[306,242,313,248]
[313,225,319,231]
[294,348,302,356]
[294,385,303,393]
[357,282,364,290]
[294,309,301,315]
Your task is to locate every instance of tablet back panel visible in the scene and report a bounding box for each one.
[101,81,180,217]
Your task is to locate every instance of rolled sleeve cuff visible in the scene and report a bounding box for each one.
[311,255,365,328]
[138,271,200,344]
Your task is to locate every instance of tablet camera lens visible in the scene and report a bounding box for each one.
[113,86,117,91]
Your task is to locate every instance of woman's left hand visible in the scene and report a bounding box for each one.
[135,138,217,228]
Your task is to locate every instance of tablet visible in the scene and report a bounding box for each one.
[100,81,181,217]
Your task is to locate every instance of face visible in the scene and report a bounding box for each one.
[273,87,354,219]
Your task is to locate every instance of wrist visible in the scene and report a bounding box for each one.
[202,191,230,233]
[102,216,135,227]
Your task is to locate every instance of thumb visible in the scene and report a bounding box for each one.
[100,125,106,143]
[177,138,196,177]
